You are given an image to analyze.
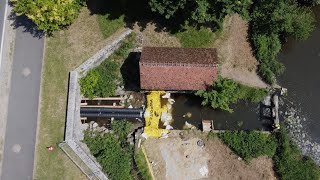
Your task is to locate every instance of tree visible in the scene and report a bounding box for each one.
[11,0,84,33]
[250,0,315,84]
[196,77,267,112]
[149,0,252,27]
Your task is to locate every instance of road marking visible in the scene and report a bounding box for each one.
[0,0,9,73]
[11,144,21,153]
[22,67,31,77]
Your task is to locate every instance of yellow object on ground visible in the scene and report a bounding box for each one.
[143,91,169,138]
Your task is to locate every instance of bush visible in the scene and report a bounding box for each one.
[273,129,320,180]
[80,60,119,98]
[84,132,133,180]
[218,131,278,161]
[11,0,84,33]
[252,33,284,84]
[80,33,135,98]
[112,121,133,143]
[196,77,268,112]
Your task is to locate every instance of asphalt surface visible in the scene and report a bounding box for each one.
[1,17,44,179]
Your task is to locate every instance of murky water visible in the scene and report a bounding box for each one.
[171,94,273,131]
[278,6,320,143]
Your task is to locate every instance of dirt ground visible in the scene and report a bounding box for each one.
[144,131,276,180]
[214,14,268,88]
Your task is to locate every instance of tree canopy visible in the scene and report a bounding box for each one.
[196,77,268,112]
[11,0,84,33]
[149,0,252,27]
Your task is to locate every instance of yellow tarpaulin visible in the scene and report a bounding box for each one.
[143,91,169,138]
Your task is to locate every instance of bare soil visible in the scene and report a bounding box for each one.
[144,131,276,180]
[215,14,268,88]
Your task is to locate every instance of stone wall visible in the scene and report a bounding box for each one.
[64,29,133,180]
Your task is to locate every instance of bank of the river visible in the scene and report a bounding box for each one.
[278,6,320,164]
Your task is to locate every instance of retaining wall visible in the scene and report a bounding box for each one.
[64,29,132,180]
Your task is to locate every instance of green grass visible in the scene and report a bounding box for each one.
[217,131,277,161]
[35,32,87,180]
[134,149,153,180]
[97,14,125,38]
[175,27,219,48]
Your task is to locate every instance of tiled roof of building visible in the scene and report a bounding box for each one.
[140,47,218,65]
[139,47,219,91]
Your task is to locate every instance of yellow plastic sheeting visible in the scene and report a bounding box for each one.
[144,91,168,138]
[144,127,168,138]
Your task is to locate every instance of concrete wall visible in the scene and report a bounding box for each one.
[64,29,132,180]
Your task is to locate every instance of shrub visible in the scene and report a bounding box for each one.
[196,77,268,112]
[273,129,320,180]
[80,33,136,98]
[218,131,278,161]
[112,121,133,143]
[80,60,119,98]
[84,132,133,180]
[11,0,84,33]
[252,33,284,84]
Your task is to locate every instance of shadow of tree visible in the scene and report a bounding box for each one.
[8,11,44,38]
[86,0,184,33]
[120,52,141,91]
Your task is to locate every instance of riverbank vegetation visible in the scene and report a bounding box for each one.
[84,121,152,180]
[80,33,136,98]
[216,130,320,180]
[84,121,134,180]
[196,77,268,112]
[250,0,316,84]
[218,131,277,161]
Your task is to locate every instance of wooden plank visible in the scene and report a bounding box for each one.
[80,105,125,108]
[81,97,123,101]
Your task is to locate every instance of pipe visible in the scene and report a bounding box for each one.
[80,107,143,114]
[80,113,142,119]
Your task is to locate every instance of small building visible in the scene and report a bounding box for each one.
[139,47,218,91]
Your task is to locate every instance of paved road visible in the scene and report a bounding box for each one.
[1,16,44,179]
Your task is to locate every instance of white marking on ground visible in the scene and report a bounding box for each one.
[22,67,31,77]
[12,144,21,153]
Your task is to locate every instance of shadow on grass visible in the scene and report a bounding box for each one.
[86,0,184,33]
[120,52,141,91]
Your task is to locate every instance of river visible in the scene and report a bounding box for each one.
[276,6,320,163]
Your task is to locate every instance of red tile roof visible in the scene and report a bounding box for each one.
[139,47,218,90]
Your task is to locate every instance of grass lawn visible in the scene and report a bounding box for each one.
[34,8,126,179]
[97,14,125,38]
[175,27,221,48]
